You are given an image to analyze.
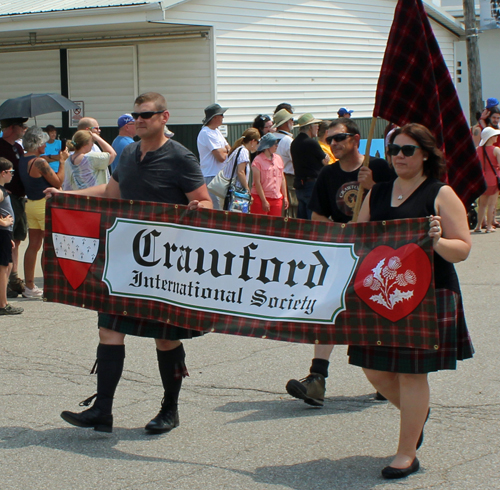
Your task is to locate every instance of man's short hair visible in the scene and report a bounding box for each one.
[328,118,360,136]
[44,124,57,133]
[77,117,97,130]
[134,92,167,112]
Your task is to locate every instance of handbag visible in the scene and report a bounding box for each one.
[207,148,243,199]
[483,146,500,191]
[225,186,251,213]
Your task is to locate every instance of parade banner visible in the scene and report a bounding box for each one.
[43,195,439,349]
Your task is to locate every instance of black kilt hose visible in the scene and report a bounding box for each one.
[348,289,474,374]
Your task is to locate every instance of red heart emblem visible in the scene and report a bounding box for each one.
[51,208,101,290]
[354,244,432,322]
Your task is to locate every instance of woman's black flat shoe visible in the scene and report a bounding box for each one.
[381,457,420,479]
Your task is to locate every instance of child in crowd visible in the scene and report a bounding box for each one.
[0,157,23,315]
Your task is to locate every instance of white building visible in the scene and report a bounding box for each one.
[442,0,500,122]
[0,0,465,146]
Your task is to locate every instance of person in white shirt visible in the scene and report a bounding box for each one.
[272,109,296,217]
[197,104,231,209]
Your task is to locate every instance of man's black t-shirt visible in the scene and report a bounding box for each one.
[113,138,205,204]
[308,157,395,222]
[290,132,326,187]
[0,138,25,197]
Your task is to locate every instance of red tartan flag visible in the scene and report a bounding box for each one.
[373,0,486,206]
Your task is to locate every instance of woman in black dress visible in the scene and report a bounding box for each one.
[351,123,474,479]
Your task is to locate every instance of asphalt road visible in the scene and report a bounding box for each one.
[0,231,498,490]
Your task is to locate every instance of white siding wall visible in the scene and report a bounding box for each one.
[68,46,137,127]
[0,50,61,127]
[138,38,211,124]
[164,0,458,122]
[430,18,457,83]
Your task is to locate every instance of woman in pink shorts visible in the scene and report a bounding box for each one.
[250,133,288,216]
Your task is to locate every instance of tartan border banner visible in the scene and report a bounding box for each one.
[43,194,439,349]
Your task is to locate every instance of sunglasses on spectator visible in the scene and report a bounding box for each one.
[90,126,100,131]
[258,114,270,121]
[3,169,14,174]
[326,133,354,144]
[131,111,165,120]
[387,144,421,157]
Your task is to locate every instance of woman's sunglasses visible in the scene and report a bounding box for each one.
[326,133,354,144]
[387,144,420,157]
[131,111,165,120]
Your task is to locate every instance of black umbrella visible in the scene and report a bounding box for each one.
[0,93,79,119]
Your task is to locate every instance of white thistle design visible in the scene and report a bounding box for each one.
[362,256,416,310]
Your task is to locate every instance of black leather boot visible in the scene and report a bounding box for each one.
[60,344,125,433]
[61,396,113,433]
[145,345,186,434]
[145,402,179,433]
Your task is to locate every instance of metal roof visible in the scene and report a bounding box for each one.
[0,0,164,17]
[0,0,464,36]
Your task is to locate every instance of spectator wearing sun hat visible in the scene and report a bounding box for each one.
[290,113,329,219]
[250,133,288,216]
[197,103,231,210]
[111,114,137,173]
[337,107,353,118]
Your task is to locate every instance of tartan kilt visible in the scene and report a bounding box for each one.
[347,289,474,374]
[97,313,206,341]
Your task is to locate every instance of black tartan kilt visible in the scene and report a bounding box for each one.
[347,289,474,374]
[98,313,206,340]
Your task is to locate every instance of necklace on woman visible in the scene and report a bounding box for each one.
[395,176,426,201]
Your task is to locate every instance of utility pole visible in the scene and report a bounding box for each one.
[463,0,483,122]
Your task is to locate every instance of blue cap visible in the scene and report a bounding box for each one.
[486,98,499,109]
[117,114,134,128]
[338,107,353,117]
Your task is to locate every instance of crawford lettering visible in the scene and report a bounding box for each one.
[132,229,329,289]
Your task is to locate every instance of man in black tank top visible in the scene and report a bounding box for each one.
[285,118,396,406]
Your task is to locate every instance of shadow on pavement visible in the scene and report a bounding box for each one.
[0,425,185,463]
[0,426,416,488]
[238,456,404,490]
[214,393,384,423]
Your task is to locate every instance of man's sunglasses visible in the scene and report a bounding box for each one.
[131,111,165,120]
[326,133,354,144]
[387,144,420,157]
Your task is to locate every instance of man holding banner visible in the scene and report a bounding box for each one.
[286,118,395,405]
[45,92,212,434]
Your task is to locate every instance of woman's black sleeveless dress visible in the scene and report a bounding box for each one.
[348,178,474,374]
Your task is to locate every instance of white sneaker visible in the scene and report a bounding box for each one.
[22,285,43,298]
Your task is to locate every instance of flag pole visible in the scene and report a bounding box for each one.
[352,115,377,222]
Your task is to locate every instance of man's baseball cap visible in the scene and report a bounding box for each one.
[0,117,28,130]
[486,98,499,109]
[337,108,353,117]
[117,114,134,128]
